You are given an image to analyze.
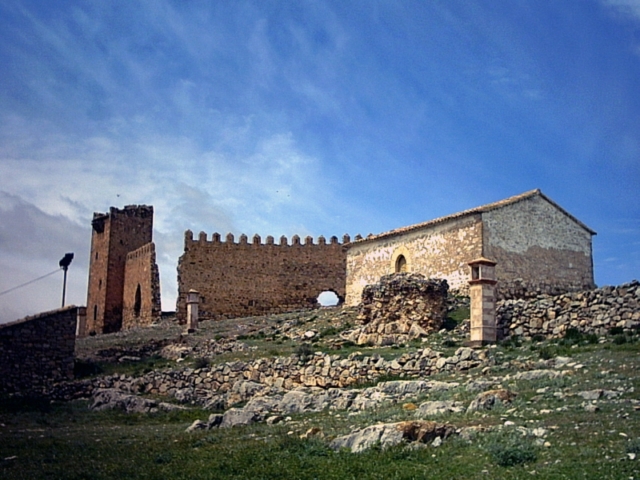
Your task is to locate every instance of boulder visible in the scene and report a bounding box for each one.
[467,389,517,412]
[219,407,262,428]
[416,400,464,417]
[90,388,186,414]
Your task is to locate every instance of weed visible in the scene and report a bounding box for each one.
[483,430,538,467]
[295,343,314,362]
[193,357,210,369]
[613,334,627,345]
[609,326,624,336]
[626,438,640,454]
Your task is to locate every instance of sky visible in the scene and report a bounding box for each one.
[1,0,639,323]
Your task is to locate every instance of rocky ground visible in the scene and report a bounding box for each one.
[3,293,640,478]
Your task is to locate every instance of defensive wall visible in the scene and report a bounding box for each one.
[176,231,349,322]
[122,242,162,329]
[0,306,78,394]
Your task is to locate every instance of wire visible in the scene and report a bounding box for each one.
[0,268,61,297]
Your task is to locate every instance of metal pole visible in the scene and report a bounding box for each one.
[61,266,68,307]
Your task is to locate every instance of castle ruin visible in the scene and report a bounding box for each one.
[86,189,596,331]
[84,205,161,335]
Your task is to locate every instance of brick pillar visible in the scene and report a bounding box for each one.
[468,257,497,347]
[186,289,199,333]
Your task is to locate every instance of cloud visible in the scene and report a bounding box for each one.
[0,192,89,323]
[603,0,640,22]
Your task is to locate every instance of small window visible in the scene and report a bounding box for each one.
[95,252,99,260]
[395,255,407,273]
[98,279,102,290]
[93,305,98,321]
[134,284,141,317]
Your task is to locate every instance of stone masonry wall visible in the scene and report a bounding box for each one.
[345,215,483,306]
[122,243,161,330]
[497,281,640,339]
[176,231,349,322]
[86,205,154,334]
[0,306,77,394]
[482,195,595,299]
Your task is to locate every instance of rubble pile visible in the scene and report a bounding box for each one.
[345,273,449,346]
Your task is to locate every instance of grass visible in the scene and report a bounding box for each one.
[3,307,640,479]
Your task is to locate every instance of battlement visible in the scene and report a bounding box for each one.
[184,230,352,249]
[126,242,156,261]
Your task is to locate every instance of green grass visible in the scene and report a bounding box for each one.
[4,307,640,479]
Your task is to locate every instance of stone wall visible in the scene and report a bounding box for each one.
[0,306,77,394]
[122,242,161,329]
[176,231,349,322]
[483,194,595,299]
[86,205,154,334]
[345,215,483,306]
[497,281,640,339]
[52,346,487,405]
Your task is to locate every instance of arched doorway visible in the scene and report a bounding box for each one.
[395,255,407,273]
[317,290,340,307]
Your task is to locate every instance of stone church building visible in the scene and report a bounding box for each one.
[345,189,596,305]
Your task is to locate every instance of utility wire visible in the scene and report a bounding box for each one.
[0,268,60,297]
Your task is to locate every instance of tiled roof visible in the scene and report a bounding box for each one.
[351,189,596,245]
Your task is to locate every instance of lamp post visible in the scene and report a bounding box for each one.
[59,253,74,307]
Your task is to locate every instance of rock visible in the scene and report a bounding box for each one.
[467,389,517,412]
[416,400,464,417]
[330,423,404,453]
[186,419,207,432]
[583,403,600,413]
[577,390,603,401]
[219,408,262,428]
[432,436,442,447]
[300,427,323,439]
[89,388,186,414]
[207,414,223,428]
[266,415,284,425]
[330,421,455,453]
[509,370,561,381]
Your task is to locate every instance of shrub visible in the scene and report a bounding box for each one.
[193,357,210,369]
[627,438,640,454]
[484,430,538,467]
[295,343,314,362]
[563,327,582,341]
[609,326,624,336]
[442,339,458,348]
[538,346,556,360]
[531,334,546,343]
[613,335,627,345]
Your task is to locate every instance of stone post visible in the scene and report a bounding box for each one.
[76,306,87,337]
[186,289,200,333]
[468,257,497,347]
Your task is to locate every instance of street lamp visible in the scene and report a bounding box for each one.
[59,253,74,307]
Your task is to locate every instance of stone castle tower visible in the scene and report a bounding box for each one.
[85,205,158,334]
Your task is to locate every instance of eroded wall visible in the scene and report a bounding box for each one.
[482,195,595,298]
[176,232,348,321]
[122,242,161,329]
[345,215,483,306]
[0,306,77,394]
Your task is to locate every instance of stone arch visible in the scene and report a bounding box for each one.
[391,246,412,274]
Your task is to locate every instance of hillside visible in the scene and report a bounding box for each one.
[1,304,640,479]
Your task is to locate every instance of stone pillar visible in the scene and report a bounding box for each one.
[76,306,87,337]
[468,257,497,347]
[186,289,199,333]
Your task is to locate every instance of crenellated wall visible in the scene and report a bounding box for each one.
[122,243,161,329]
[176,231,350,322]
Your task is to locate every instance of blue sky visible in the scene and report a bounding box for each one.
[1,0,639,322]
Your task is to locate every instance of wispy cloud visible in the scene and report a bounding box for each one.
[603,0,640,22]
